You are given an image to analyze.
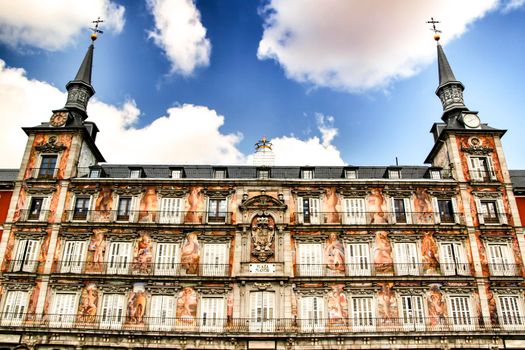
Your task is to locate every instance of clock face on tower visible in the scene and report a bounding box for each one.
[462,113,480,128]
[50,112,68,127]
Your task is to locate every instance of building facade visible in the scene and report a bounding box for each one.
[0,35,524,350]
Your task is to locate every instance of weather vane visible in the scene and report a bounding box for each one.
[255,136,273,150]
[90,17,104,41]
[426,17,441,41]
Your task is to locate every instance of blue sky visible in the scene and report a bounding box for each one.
[0,0,524,168]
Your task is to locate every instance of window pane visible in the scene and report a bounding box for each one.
[39,155,57,178]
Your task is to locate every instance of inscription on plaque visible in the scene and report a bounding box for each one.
[249,263,275,273]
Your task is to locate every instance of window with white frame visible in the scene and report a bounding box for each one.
[487,243,515,276]
[400,295,425,329]
[202,243,228,276]
[116,196,137,222]
[60,240,87,273]
[351,296,375,331]
[394,242,419,276]
[257,169,270,179]
[72,196,91,221]
[154,242,180,276]
[469,156,495,182]
[296,196,320,224]
[38,154,58,178]
[100,293,125,329]
[432,198,458,224]
[49,292,77,327]
[89,168,101,178]
[439,242,469,276]
[26,196,50,221]
[344,169,358,179]
[476,198,507,225]
[497,295,524,329]
[159,197,183,224]
[388,169,401,179]
[448,296,474,330]
[297,243,323,276]
[200,297,226,331]
[149,295,176,331]
[342,197,366,224]
[171,169,183,179]
[1,290,28,326]
[430,169,442,180]
[301,169,314,179]
[12,238,40,273]
[300,296,325,332]
[106,241,132,274]
[249,291,275,332]
[391,198,411,224]
[129,169,142,178]
[346,242,371,276]
[213,169,227,179]
[207,198,227,223]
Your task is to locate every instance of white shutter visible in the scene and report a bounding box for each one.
[346,243,370,276]
[352,297,374,331]
[2,291,28,326]
[13,239,40,273]
[50,292,77,327]
[401,295,424,329]
[454,243,469,276]
[431,197,440,224]
[309,198,320,224]
[200,297,225,331]
[150,295,175,331]
[390,198,397,224]
[129,197,138,222]
[298,243,323,276]
[496,199,508,224]
[12,240,26,272]
[449,296,473,330]
[488,244,512,276]
[475,198,484,224]
[107,242,132,274]
[160,197,182,224]
[296,197,304,224]
[451,198,460,224]
[344,198,366,224]
[469,157,483,181]
[203,243,228,276]
[404,198,412,224]
[440,243,456,276]
[39,196,51,221]
[300,296,324,332]
[154,243,180,276]
[395,243,419,276]
[61,241,86,273]
[100,294,125,329]
[498,296,523,328]
[487,157,496,180]
[250,292,275,332]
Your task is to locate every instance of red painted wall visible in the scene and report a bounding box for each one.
[516,196,525,226]
[0,190,13,240]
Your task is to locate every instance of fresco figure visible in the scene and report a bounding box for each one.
[227,291,234,325]
[324,188,340,223]
[373,231,394,274]
[139,187,156,223]
[132,233,152,274]
[426,284,446,326]
[486,286,498,325]
[421,232,440,274]
[176,287,197,323]
[86,232,106,273]
[185,187,204,223]
[77,284,98,323]
[376,283,397,326]
[126,284,147,325]
[324,233,345,275]
[94,188,112,221]
[181,232,200,274]
[327,284,348,327]
[27,282,41,320]
[368,189,387,224]
[414,188,433,224]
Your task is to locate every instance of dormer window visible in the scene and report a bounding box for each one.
[213,168,227,179]
[38,155,58,179]
[429,169,442,180]
[301,168,314,180]
[388,169,401,179]
[129,168,142,179]
[171,168,183,179]
[257,169,270,179]
[344,168,358,179]
[89,169,101,178]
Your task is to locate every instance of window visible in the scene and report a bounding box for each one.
[60,240,87,273]
[27,196,50,221]
[487,243,515,276]
[296,196,320,224]
[392,198,411,224]
[129,169,142,178]
[154,243,180,276]
[49,292,77,327]
[116,196,137,222]
[351,297,375,331]
[38,155,57,178]
[469,156,495,182]
[297,243,323,276]
[301,169,314,179]
[439,242,469,276]
[171,169,182,179]
[449,296,474,330]
[149,295,175,331]
[300,296,325,332]
[200,297,226,332]
[106,241,132,274]
[401,295,424,330]
[388,169,401,179]
[257,169,270,179]
[89,169,101,178]
[394,242,419,276]
[100,294,125,329]
[432,198,458,224]
[477,199,507,224]
[342,198,366,224]
[497,296,524,329]
[159,197,183,224]
[12,239,40,272]
[72,196,90,220]
[213,169,227,179]
[202,243,228,276]
[430,169,442,180]
[1,290,28,326]
[344,169,358,179]
[346,243,371,276]
[207,198,227,223]
[250,291,275,332]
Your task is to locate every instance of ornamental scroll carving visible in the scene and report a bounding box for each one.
[35,136,67,153]
[251,215,275,262]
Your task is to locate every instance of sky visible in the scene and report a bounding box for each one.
[0,0,524,169]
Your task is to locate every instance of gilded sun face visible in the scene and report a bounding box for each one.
[50,112,68,127]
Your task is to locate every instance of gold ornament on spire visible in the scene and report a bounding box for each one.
[426,17,441,41]
[255,136,273,151]
[90,17,104,42]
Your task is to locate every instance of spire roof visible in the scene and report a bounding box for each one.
[437,43,458,88]
[73,43,94,85]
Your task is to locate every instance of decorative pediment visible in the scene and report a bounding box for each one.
[337,187,368,197]
[99,284,131,293]
[35,136,67,153]
[473,191,501,199]
[24,183,56,195]
[197,288,230,295]
[296,288,330,296]
[106,232,138,241]
[14,231,46,239]
[3,283,33,292]
[383,186,415,197]
[199,233,232,242]
[389,233,421,242]
[54,284,81,292]
[426,189,458,198]
[70,185,100,195]
[239,194,287,212]
[254,282,272,291]
[151,232,184,243]
[157,187,188,197]
[291,188,324,197]
[461,146,493,155]
[480,234,513,242]
[203,188,235,198]
[293,233,327,243]
[61,231,92,240]
[492,286,525,294]
[114,186,144,196]
[434,233,467,242]
[341,234,373,243]
[147,286,180,295]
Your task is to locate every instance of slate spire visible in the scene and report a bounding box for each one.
[435,42,467,114]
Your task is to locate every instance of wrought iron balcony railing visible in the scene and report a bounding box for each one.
[477,212,511,225]
[63,210,232,225]
[0,314,521,333]
[17,209,50,222]
[469,170,497,182]
[296,211,464,225]
[25,167,59,180]
[7,260,40,273]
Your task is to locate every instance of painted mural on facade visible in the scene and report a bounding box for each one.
[421,231,440,274]
[413,188,434,224]
[426,284,446,325]
[77,283,98,323]
[181,232,200,274]
[323,188,340,223]
[132,232,152,274]
[185,187,204,223]
[327,284,347,327]
[324,233,345,275]
[138,187,157,223]
[86,232,106,273]
[126,283,147,325]
[368,189,387,224]
[373,231,393,274]
[176,287,197,322]
[376,283,398,325]
[93,187,112,222]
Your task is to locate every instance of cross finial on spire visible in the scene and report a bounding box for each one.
[90,17,104,42]
[426,17,441,41]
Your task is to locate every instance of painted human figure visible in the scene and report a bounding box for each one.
[328,285,347,326]
[78,284,98,323]
[185,187,203,223]
[127,290,147,324]
[324,188,340,223]
[421,231,439,274]
[368,189,387,224]
[177,287,197,322]
[324,233,345,274]
[427,284,446,326]
[377,283,397,325]
[88,232,106,272]
[414,188,433,224]
[373,231,394,274]
[133,233,152,274]
[181,233,200,274]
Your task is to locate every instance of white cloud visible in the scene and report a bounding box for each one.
[0,0,125,51]
[257,0,502,91]
[502,0,525,11]
[147,0,211,76]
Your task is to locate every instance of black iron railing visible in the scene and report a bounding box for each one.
[296,211,464,225]
[63,210,232,224]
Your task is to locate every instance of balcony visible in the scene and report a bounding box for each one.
[0,315,515,334]
[294,263,471,277]
[478,212,510,225]
[296,211,463,225]
[488,263,520,277]
[17,209,50,222]
[7,260,39,273]
[469,170,497,182]
[26,167,58,180]
[63,210,232,225]
[53,261,230,277]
